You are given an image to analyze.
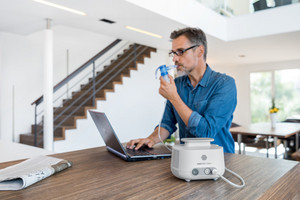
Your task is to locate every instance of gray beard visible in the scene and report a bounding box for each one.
[176,69,189,77]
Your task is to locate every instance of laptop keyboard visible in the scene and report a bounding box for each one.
[125,146,171,157]
[125,148,153,156]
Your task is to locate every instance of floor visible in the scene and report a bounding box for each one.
[0,140,53,163]
[234,142,286,159]
[0,140,291,164]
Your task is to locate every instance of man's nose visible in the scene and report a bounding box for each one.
[172,54,179,62]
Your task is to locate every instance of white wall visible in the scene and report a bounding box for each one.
[0,26,116,142]
[51,26,116,86]
[227,3,300,40]
[0,32,43,142]
[54,49,171,153]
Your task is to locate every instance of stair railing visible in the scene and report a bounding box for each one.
[52,45,149,131]
[31,39,140,146]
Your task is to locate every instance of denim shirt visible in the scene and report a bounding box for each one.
[160,65,237,153]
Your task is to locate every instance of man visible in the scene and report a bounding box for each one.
[127,27,237,153]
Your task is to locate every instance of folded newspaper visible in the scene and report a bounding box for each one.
[0,155,72,190]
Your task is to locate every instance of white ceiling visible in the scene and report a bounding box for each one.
[0,0,300,66]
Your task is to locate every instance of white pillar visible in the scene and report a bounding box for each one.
[43,19,54,151]
[0,43,2,140]
[271,70,275,99]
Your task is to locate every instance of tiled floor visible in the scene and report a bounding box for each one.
[234,142,286,159]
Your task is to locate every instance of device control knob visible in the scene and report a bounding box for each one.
[204,168,211,175]
[192,168,199,176]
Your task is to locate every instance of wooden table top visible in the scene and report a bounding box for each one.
[230,122,300,138]
[0,146,299,200]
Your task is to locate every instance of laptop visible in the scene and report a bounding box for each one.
[89,110,171,161]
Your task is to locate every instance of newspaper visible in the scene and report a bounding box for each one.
[0,155,72,190]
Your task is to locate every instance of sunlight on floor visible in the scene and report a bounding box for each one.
[234,142,286,159]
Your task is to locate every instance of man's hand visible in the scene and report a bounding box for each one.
[160,74,192,126]
[127,127,170,150]
[159,75,179,101]
[126,137,155,150]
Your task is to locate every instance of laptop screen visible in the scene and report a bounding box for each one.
[89,111,126,155]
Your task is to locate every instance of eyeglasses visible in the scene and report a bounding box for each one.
[169,45,199,57]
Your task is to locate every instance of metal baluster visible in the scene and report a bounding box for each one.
[34,104,37,146]
[93,61,96,106]
[134,44,137,69]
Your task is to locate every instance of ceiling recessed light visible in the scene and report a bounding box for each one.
[99,18,116,24]
[238,54,246,58]
[125,26,162,39]
[32,0,87,16]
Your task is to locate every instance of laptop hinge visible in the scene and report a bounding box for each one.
[106,146,128,160]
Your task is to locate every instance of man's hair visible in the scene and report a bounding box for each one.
[170,27,207,61]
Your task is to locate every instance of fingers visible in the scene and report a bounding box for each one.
[126,138,154,150]
[159,76,167,85]
[135,138,153,150]
[135,141,145,150]
[160,75,174,86]
[168,74,174,84]
[126,139,140,149]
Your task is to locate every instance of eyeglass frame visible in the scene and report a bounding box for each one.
[169,45,199,57]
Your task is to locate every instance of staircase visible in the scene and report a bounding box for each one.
[20,43,156,147]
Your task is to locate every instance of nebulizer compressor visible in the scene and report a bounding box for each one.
[155,64,245,188]
[171,138,245,189]
[171,138,225,181]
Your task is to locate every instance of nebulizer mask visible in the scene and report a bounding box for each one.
[155,65,177,83]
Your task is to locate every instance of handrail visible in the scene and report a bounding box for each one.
[31,39,122,106]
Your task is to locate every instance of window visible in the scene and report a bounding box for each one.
[250,72,272,123]
[275,69,300,120]
[250,68,300,123]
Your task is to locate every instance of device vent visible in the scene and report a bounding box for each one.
[172,149,180,168]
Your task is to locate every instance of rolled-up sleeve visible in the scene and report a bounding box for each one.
[158,100,178,136]
[188,111,202,133]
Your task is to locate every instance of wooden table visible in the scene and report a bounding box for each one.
[230,122,300,158]
[0,146,299,200]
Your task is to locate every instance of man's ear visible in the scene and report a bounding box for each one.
[198,45,205,58]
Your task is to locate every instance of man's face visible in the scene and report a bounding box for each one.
[171,35,199,76]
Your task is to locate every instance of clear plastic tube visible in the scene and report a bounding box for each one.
[158,101,172,151]
[212,168,246,188]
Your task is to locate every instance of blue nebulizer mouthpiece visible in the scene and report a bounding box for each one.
[155,65,177,83]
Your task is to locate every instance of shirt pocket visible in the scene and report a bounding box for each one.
[192,100,208,115]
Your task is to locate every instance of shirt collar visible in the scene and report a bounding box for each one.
[184,64,212,88]
[199,64,211,87]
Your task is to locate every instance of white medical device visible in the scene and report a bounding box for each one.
[171,138,224,181]
[170,138,245,188]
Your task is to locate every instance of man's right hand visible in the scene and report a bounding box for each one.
[126,138,156,150]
